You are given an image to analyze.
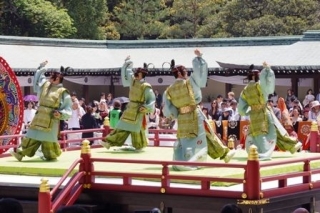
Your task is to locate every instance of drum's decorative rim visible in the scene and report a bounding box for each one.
[0,57,24,154]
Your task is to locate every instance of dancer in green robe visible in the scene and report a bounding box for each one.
[163,49,235,171]
[238,62,302,160]
[101,56,155,150]
[10,61,72,161]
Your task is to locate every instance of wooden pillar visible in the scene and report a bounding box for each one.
[83,85,89,104]
[291,77,299,97]
[314,76,320,96]
[110,76,116,95]
[24,87,31,96]
[225,83,232,97]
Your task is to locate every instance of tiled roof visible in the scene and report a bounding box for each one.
[1,30,319,76]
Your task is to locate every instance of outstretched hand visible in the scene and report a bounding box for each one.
[40,60,48,67]
[194,49,202,57]
[125,55,131,61]
[53,110,61,119]
[262,61,269,68]
[139,106,147,113]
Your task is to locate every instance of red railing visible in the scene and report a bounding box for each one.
[2,122,320,212]
[37,142,320,213]
[2,120,319,156]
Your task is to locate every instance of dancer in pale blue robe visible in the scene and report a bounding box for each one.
[238,62,301,160]
[11,62,72,161]
[101,56,155,151]
[163,49,234,171]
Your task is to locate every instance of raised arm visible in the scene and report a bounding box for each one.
[190,49,208,88]
[259,62,275,101]
[121,55,134,87]
[33,61,48,94]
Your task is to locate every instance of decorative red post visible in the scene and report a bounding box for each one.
[80,140,94,186]
[243,145,261,200]
[161,164,169,194]
[38,178,52,213]
[303,160,311,184]
[154,130,160,147]
[309,121,319,152]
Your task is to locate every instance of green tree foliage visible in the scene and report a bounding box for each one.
[0,0,76,38]
[59,0,110,39]
[1,0,320,39]
[163,0,224,38]
[113,0,169,39]
[207,0,320,37]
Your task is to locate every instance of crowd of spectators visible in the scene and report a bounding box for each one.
[22,87,320,147]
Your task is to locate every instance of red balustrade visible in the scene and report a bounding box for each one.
[36,142,320,213]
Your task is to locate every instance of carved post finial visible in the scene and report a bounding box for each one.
[39,178,50,192]
[311,121,318,132]
[81,139,91,154]
[228,137,235,149]
[248,145,259,161]
[103,116,110,126]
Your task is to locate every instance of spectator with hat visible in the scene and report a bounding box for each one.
[219,106,232,121]
[10,61,72,161]
[100,56,155,151]
[308,100,320,121]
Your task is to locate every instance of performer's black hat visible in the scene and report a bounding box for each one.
[248,64,260,74]
[54,66,73,75]
[135,63,148,74]
[170,59,187,73]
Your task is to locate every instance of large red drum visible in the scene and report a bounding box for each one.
[0,57,23,154]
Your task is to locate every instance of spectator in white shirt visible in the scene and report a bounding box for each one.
[147,108,160,129]
[68,92,85,130]
[302,89,315,108]
[23,101,37,133]
[229,100,240,121]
